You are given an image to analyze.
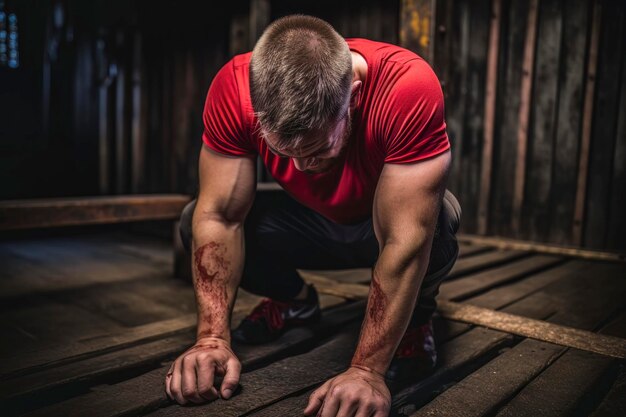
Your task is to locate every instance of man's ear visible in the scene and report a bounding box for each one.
[349,80,362,111]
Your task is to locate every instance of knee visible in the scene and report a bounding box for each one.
[179,199,197,253]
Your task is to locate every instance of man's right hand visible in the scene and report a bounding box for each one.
[165,336,241,405]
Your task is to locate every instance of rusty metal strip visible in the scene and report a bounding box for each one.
[573,0,602,245]
[478,0,502,235]
[438,300,626,359]
[512,0,540,235]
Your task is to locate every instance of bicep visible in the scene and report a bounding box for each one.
[195,144,257,226]
[373,150,451,252]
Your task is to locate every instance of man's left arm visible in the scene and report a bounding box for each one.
[304,150,451,417]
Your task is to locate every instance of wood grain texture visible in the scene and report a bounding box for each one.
[523,0,562,242]
[0,194,191,230]
[573,0,602,245]
[549,1,589,245]
[478,0,501,235]
[511,0,538,236]
[583,0,626,249]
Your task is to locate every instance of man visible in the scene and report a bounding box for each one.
[166,14,461,417]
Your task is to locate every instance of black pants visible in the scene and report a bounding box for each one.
[180,189,461,326]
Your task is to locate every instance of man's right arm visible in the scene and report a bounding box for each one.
[166,144,256,405]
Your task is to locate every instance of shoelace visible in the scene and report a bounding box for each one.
[396,322,435,358]
[247,299,291,331]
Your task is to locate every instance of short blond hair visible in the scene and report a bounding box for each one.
[250,15,353,144]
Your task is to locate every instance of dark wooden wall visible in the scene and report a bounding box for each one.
[1,0,624,251]
[435,0,626,251]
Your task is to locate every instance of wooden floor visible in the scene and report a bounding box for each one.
[0,229,625,417]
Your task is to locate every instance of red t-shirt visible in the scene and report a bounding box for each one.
[202,38,450,224]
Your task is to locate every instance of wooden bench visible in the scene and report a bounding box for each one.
[0,194,192,231]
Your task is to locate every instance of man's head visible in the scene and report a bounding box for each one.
[250,15,359,173]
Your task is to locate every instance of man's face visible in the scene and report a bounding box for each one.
[263,112,352,174]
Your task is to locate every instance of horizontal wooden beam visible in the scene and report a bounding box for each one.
[0,194,192,231]
[437,300,626,359]
[458,234,626,263]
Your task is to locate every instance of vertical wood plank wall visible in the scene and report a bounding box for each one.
[1,0,624,251]
[435,0,626,251]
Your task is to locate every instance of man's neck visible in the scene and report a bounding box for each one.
[351,51,368,84]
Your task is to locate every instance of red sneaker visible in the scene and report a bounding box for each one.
[386,320,437,382]
[232,284,321,344]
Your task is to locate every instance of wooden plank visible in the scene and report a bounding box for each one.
[399,0,435,62]
[494,353,616,416]
[523,0,562,242]
[607,25,626,250]
[409,339,566,417]
[457,243,493,257]
[447,250,529,278]
[0,300,124,359]
[440,254,563,301]
[458,233,626,262]
[0,194,191,230]
[549,1,589,245]
[131,32,146,193]
[115,32,128,194]
[477,0,501,235]
[573,0,601,245]
[23,300,365,417]
[54,283,192,327]
[147,322,363,417]
[397,261,626,416]
[589,366,626,417]
[583,0,625,249]
[410,315,624,417]
[491,0,530,237]
[438,0,468,205]
[0,234,173,300]
[458,0,490,233]
[511,0,538,236]
[0,287,265,378]
[465,259,594,310]
[437,301,626,359]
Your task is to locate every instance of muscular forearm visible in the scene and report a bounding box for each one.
[191,218,245,343]
[351,241,432,375]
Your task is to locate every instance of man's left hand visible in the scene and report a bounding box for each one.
[303,366,390,417]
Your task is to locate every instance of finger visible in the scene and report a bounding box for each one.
[169,360,187,405]
[303,381,331,415]
[164,365,174,401]
[180,355,204,404]
[196,355,219,401]
[318,388,341,417]
[336,399,359,417]
[355,404,376,417]
[220,358,241,399]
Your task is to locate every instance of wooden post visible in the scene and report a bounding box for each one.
[131,31,145,194]
[512,0,539,236]
[399,0,436,62]
[249,0,271,182]
[115,31,127,194]
[249,0,270,49]
[477,0,502,235]
[573,0,601,245]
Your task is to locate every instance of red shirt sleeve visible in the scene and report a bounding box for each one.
[378,59,450,163]
[202,60,256,156]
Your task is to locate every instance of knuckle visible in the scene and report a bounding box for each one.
[329,385,343,396]
[181,387,196,398]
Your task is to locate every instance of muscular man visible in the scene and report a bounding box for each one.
[166,14,461,417]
